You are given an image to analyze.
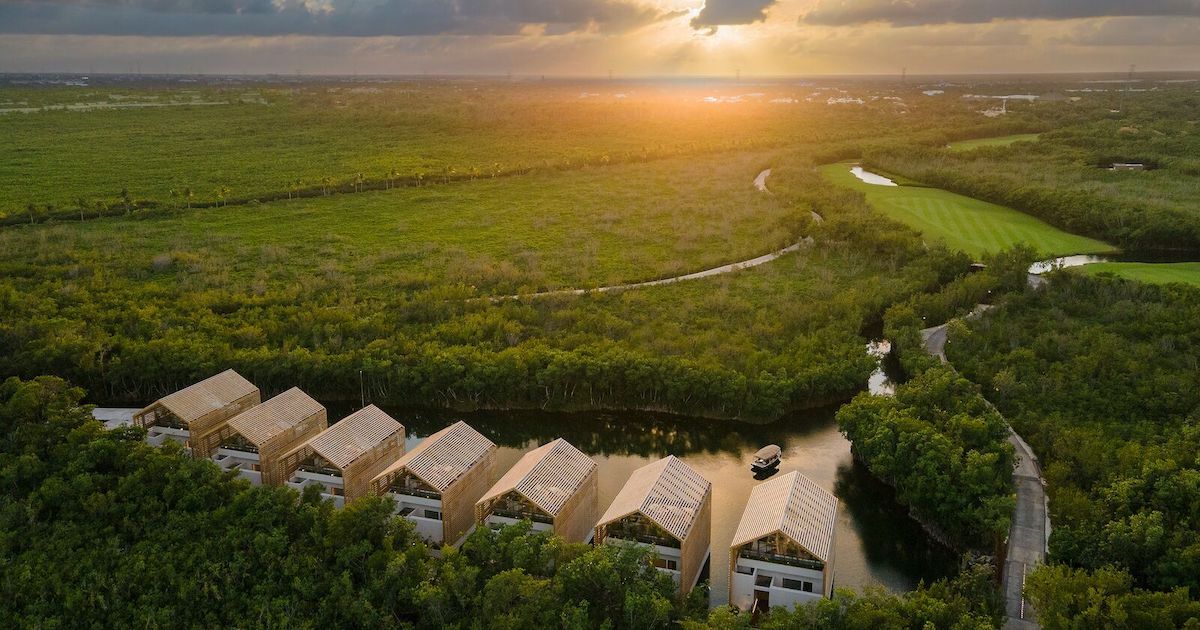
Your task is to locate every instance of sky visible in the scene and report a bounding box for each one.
[1,0,1199,76]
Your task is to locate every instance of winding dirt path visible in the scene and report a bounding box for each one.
[755,168,823,223]
[493,168,809,301]
[493,241,808,301]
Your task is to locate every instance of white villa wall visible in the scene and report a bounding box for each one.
[288,470,347,508]
[146,426,189,449]
[730,556,825,612]
[389,493,445,544]
[212,448,262,486]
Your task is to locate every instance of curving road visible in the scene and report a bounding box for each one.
[493,168,810,301]
[921,306,1047,630]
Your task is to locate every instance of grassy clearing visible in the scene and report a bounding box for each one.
[818,163,1114,259]
[0,151,790,296]
[946,134,1039,151]
[1076,262,1200,287]
[0,82,945,219]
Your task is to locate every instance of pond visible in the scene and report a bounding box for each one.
[1029,250,1200,274]
[330,397,957,605]
[849,166,898,187]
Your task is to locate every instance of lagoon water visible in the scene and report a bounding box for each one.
[101,348,954,605]
[850,166,898,187]
[362,402,957,605]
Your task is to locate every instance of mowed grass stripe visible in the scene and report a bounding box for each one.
[1077,262,1200,288]
[818,163,1115,259]
[946,134,1040,152]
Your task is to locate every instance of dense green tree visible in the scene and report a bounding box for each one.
[836,366,1015,549]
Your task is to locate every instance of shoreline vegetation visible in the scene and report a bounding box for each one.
[0,375,1008,629]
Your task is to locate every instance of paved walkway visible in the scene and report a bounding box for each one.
[920,305,1046,629]
[1002,430,1048,629]
[920,304,992,360]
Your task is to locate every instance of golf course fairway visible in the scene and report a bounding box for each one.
[818,163,1115,259]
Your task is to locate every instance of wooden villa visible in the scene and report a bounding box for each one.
[475,438,598,543]
[370,421,498,548]
[594,455,712,595]
[132,369,260,457]
[281,405,405,507]
[202,387,327,486]
[729,471,838,613]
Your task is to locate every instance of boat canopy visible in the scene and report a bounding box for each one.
[754,445,781,461]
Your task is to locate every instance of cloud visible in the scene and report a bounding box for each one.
[1052,16,1200,46]
[801,0,1200,26]
[690,0,775,31]
[0,0,675,36]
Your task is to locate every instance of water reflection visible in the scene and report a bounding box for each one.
[1029,250,1200,274]
[850,166,899,187]
[1028,254,1110,275]
[866,339,896,396]
[331,402,957,604]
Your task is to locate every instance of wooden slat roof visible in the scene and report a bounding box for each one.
[479,438,596,516]
[150,369,257,423]
[226,387,324,446]
[730,470,838,562]
[375,421,495,492]
[307,405,403,470]
[598,456,710,541]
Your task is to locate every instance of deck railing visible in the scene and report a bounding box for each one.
[393,486,441,500]
[491,508,553,524]
[738,549,824,571]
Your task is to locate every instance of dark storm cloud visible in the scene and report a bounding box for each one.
[801,0,1200,26]
[689,0,775,30]
[0,0,673,36]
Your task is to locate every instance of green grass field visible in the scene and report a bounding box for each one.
[818,163,1115,259]
[0,83,934,220]
[1076,262,1200,288]
[0,151,791,297]
[946,134,1039,151]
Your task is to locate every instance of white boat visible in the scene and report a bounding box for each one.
[751,445,782,473]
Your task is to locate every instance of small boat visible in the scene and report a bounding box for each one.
[751,445,782,473]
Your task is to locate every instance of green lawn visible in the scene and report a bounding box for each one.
[818,163,1115,259]
[1076,262,1200,287]
[946,134,1039,151]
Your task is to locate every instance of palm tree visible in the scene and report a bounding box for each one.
[217,185,231,207]
[322,176,333,196]
[290,178,303,200]
[76,197,89,222]
[387,168,400,190]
